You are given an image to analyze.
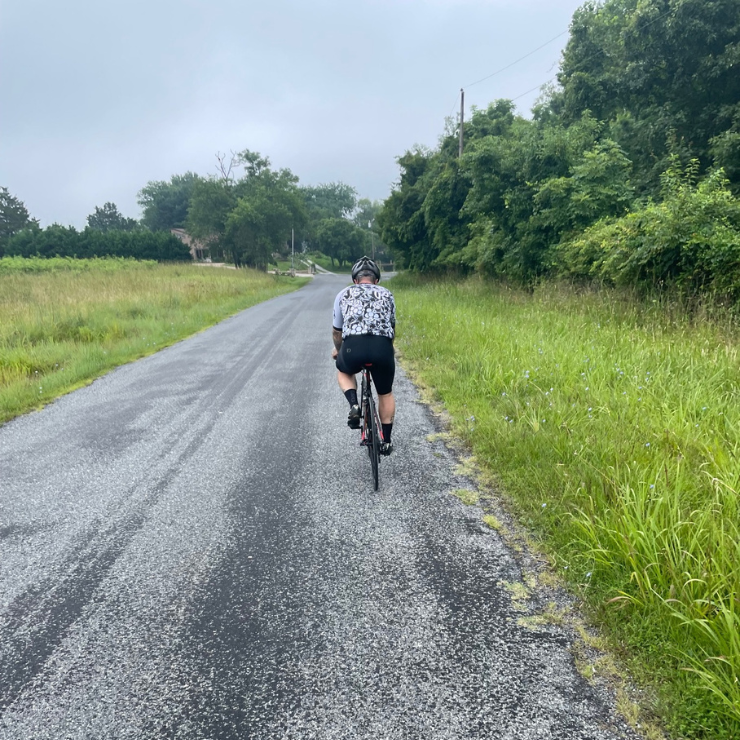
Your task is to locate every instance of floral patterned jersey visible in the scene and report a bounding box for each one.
[332,283,396,340]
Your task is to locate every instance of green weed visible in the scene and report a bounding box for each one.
[389,275,740,739]
[451,488,479,506]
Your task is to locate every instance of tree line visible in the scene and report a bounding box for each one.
[377,0,740,297]
[156,150,387,269]
[1,155,386,268]
[6,226,190,262]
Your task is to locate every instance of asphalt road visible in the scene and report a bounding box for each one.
[0,275,638,739]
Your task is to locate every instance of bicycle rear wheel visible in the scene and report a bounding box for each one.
[366,389,380,490]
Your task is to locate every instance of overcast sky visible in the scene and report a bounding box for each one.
[1,0,585,228]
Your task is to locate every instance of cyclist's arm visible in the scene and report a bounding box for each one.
[332,327,343,352]
[332,291,345,356]
[390,294,396,342]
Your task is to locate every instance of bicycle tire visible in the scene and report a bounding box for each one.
[360,372,369,423]
[367,387,380,490]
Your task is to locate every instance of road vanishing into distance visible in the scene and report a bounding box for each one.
[0,275,639,739]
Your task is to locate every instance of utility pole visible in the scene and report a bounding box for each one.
[291,228,294,274]
[459,88,465,157]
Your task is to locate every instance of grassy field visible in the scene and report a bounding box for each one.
[388,274,740,740]
[304,251,353,273]
[0,257,307,424]
[273,258,315,272]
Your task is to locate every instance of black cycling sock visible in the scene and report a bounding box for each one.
[382,423,392,444]
[344,389,358,407]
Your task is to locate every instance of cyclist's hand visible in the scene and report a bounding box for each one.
[331,347,338,359]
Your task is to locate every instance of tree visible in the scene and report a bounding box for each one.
[225,181,305,270]
[216,156,306,269]
[186,178,237,259]
[556,0,740,192]
[86,202,138,232]
[0,187,37,255]
[182,151,306,269]
[236,149,271,178]
[532,139,635,246]
[314,217,367,267]
[137,172,201,231]
[352,198,381,231]
[376,0,740,293]
[377,147,434,271]
[711,131,740,195]
[301,182,357,222]
[298,181,358,251]
[353,198,390,262]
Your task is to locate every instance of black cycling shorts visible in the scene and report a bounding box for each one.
[335,334,395,395]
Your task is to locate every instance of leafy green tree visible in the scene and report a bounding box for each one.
[378,0,740,294]
[86,202,138,232]
[380,104,518,272]
[352,198,381,230]
[0,187,37,255]
[297,182,358,252]
[353,198,390,262]
[711,131,740,195]
[186,178,237,259]
[225,185,304,270]
[215,156,306,269]
[532,139,635,245]
[314,217,367,267]
[556,0,740,192]
[302,182,357,222]
[422,159,471,268]
[459,109,602,279]
[377,147,434,271]
[137,172,201,231]
[236,149,271,178]
[182,152,306,269]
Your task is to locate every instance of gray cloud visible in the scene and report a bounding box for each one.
[0,0,584,227]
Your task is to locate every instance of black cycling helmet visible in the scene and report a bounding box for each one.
[351,255,381,281]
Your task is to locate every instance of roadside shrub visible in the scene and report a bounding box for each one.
[558,162,740,297]
[6,226,190,262]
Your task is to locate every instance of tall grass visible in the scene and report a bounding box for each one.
[389,274,740,739]
[0,257,305,423]
[0,255,157,274]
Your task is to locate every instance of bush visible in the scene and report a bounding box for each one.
[558,162,740,297]
[6,226,191,262]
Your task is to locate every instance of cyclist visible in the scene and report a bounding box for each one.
[331,256,396,455]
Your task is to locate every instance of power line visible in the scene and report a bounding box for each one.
[446,29,569,129]
[512,78,556,103]
[507,4,679,106]
[448,93,462,121]
[465,29,569,89]
[453,4,679,154]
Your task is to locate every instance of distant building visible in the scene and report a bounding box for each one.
[170,229,210,261]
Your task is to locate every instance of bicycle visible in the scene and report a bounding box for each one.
[359,364,384,491]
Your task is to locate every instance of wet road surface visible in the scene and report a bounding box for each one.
[0,275,638,739]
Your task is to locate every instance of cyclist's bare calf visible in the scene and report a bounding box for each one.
[377,390,395,425]
[337,370,395,424]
